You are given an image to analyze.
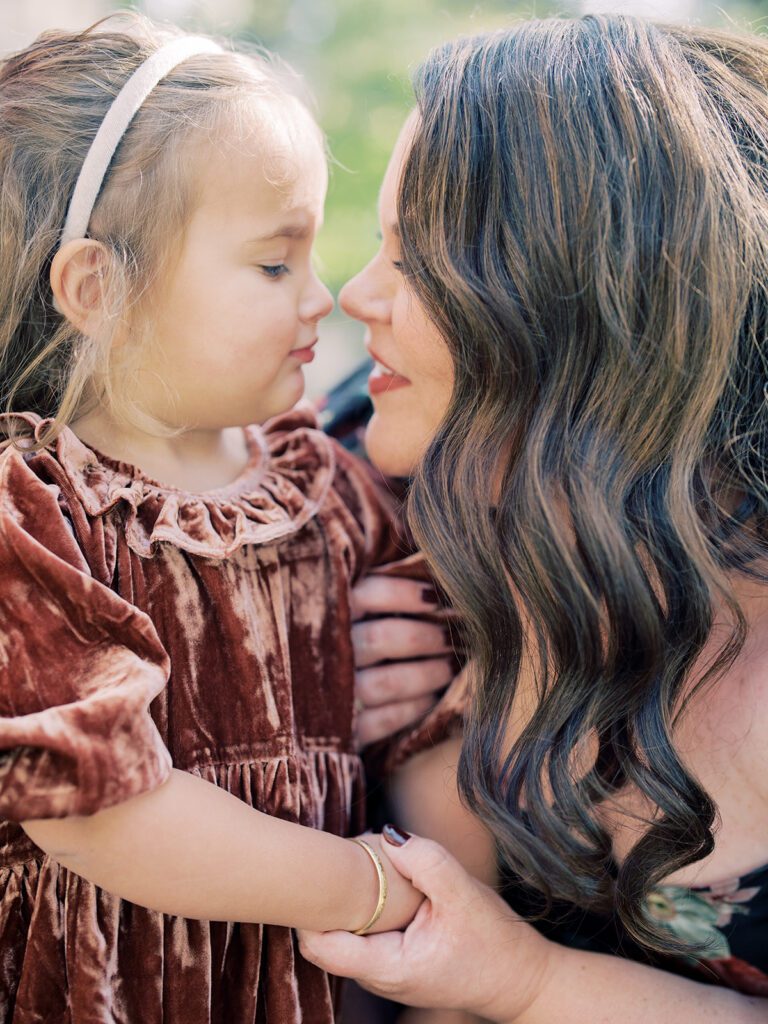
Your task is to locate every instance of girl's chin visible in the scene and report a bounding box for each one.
[256,376,306,422]
[364,414,421,478]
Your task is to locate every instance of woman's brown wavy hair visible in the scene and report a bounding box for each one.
[400,15,768,953]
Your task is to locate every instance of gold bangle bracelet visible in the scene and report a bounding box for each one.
[351,838,388,935]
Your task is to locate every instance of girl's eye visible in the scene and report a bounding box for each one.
[392,260,404,272]
[260,264,289,279]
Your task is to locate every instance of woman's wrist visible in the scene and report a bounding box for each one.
[474,924,559,1024]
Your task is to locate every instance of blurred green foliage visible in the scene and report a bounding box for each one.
[234,0,568,293]
[134,0,768,294]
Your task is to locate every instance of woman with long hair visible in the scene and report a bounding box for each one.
[303,15,768,1021]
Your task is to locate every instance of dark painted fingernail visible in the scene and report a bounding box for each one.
[443,625,453,647]
[421,586,439,605]
[382,823,412,846]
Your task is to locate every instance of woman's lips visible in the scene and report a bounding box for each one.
[367,353,411,395]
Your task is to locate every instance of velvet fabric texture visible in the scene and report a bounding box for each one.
[0,407,403,1023]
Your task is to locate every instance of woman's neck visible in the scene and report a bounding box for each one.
[70,407,251,493]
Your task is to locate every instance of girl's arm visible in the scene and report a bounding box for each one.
[22,768,422,932]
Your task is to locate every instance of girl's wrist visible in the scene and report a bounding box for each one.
[346,832,423,934]
[349,838,388,933]
[343,838,387,933]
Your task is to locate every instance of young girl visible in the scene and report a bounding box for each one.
[0,15,429,1022]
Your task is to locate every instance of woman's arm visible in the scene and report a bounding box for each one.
[297,833,768,1024]
[23,768,422,932]
[388,735,497,885]
[388,738,499,1024]
[512,946,767,1024]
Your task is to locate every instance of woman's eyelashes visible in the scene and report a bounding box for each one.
[375,230,403,267]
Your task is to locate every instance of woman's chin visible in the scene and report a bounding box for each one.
[364,414,421,478]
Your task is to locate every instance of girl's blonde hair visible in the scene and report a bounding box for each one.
[0,13,320,444]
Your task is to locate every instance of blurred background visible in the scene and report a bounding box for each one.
[1,0,765,395]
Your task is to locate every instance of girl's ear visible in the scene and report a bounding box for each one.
[50,239,113,335]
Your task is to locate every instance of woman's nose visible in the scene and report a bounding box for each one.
[339,265,389,324]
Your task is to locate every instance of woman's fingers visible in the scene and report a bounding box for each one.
[297,835,506,1009]
[350,575,440,620]
[297,926,404,985]
[349,575,458,747]
[376,832,466,903]
[356,657,453,708]
[353,618,451,669]
[347,834,553,1018]
[354,697,435,748]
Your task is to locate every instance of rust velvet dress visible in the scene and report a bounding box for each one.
[0,406,401,1024]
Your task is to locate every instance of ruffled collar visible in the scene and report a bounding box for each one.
[1,407,336,559]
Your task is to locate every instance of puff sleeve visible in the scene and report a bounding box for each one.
[0,447,172,821]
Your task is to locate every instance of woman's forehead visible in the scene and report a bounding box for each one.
[378,111,419,226]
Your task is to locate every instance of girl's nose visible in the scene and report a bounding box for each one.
[338,274,363,321]
[304,274,334,323]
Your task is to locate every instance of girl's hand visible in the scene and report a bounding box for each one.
[351,575,455,747]
[299,830,554,1022]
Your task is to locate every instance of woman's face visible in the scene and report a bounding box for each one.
[339,115,454,477]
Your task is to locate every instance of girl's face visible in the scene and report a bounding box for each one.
[339,115,454,477]
[135,116,333,430]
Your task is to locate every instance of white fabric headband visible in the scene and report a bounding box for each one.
[60,36,224,247]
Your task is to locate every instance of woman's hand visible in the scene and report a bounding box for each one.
[352,575,456,747]
[298,830,554,1022]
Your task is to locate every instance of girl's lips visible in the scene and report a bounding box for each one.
[291,345,316,364]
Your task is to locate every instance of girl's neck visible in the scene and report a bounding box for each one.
[70,408,252,493]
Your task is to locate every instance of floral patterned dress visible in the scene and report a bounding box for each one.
[502,861,768,1000]
[646,866,768,996]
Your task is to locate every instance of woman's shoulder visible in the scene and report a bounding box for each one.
[623,593,768,888]
[694,584,768,798]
